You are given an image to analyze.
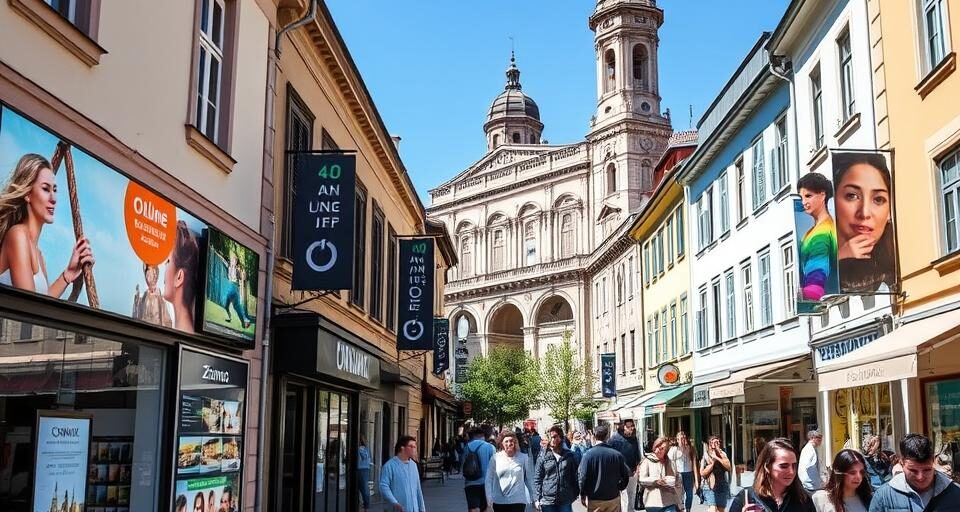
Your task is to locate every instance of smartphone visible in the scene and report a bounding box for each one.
[743,488,750,506]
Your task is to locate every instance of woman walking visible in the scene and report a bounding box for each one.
[669,431,699,512]
[729,438,814,512]
[811,449,872,512]
[485,430,534,512]
[639,436,685,511]
[357,435,371,512]
[700,436,732,512]
[862,435,891,490]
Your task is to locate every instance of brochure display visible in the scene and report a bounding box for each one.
[32,412,91,512]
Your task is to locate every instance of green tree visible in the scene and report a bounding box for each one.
[540,330,598,431]
[458,346,540,427]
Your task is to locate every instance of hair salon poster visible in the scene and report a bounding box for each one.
[31,412,91,512]
[173,347,247,512]
[0,105,214,336]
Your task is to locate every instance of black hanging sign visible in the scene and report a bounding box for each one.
[601,353,617,397]
[292,153,356,290]
[433,318,450,375]
[454,345,469,383]
[397,238,435,350]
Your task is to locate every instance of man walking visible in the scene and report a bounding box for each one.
[535,426,580,512]
[578,425,630,512]
[607,419,641,510]
[799,429,825,493]
[379,436,426,512]
[870,433,960,511]
[462,427,496,512]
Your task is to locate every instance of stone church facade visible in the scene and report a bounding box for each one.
[427,0,674,427]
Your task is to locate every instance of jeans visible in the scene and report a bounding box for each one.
[680,471,694,511]
[542,503,574,512]
[223,282,249,322]
[492,504,526,512]
[357,468,370,508]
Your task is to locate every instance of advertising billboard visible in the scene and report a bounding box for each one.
[0,105,210,335]
[202,228,259,343]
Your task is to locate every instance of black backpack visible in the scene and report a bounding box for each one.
[462,443,483,480]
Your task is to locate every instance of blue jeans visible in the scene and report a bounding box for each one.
[680,471,694,510]
[541,503,574,512]
[357,468,370,508]
[223,282,249,322]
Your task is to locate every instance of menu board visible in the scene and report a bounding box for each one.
[32,413,91,512]
[85,436,132,512]
[172,348,247,512]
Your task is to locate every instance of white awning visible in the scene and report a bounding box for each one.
[817,307,960,392]
[708,355,809,400]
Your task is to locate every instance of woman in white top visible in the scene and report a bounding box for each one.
[812,449,873,512]
[485,430,534,512]
[0,154,94,297]
[669,431,700,511]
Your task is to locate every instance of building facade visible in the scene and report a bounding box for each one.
[0,1,270,510]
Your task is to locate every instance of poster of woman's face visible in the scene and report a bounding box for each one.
[0,105,207,332]
[831,151,898,294]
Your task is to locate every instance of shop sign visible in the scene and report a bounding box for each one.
[201,228,260,343]
[814,331,881,366]
[818,353,917,391]
[690,384,712,408]
[709,381,744,400]
[32,412,91,512]
[291,153,356,291]
[316,330,380,389]
[0,106,236,341]
[601,353,617,397]
[433,318,450,375]
[173,348,249,512]
[657,363,681,386]
[397,238,435,350]
[645,403,666,416]
[454,344,469,384]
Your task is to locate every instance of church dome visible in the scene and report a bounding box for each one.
[485,56,541,124]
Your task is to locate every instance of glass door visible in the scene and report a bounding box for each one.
[278,381,310,512]
[315,390,353,512]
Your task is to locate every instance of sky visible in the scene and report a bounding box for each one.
[326,0,791,203]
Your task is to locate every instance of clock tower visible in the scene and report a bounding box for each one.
[587,0,672,241]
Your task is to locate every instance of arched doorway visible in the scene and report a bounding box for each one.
[535,296,575,354]
[487,303,524,353]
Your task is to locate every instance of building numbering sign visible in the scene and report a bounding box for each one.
[292,153,356,290]
[397,238,435,350]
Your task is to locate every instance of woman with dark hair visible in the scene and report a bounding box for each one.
[163,220,200,332]
[796,172,839,302]
[812,449,872,512]
[701,435,732,512]
[486,430,534,512]
[192,492,205,512]
[831,152,896,293]
[729,438,814,512]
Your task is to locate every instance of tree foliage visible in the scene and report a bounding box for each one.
[458,346,540,427]
[539,330,597,431]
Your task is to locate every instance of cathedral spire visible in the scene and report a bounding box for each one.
[505,51,521,91]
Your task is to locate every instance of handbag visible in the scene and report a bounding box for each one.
[633,478,645,511]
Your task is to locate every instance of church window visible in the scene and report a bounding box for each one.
[604,49,616,93]
[633,44,648,90]
[492,229,506,271]
[560,214,574,258]
[512,132,521,144]
[493,134,500,147]
[529,134,536,144]
[641,160,652,189]
[524,222,537,266]
[606,163,617,194]
[461,236,473,277]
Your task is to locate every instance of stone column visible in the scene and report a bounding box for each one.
[523,326,539,358]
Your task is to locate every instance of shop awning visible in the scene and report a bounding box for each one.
[637,384,692,415]
[708,355,809,400]
[817,307,960,392]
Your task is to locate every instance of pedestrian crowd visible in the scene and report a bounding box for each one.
[372,423,960,512]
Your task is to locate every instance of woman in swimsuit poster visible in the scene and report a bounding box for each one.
[0,153,95,296]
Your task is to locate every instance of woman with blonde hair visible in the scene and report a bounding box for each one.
[669,431,700,511]
[639,436,685,511]
[729,438,814,512]
[0,153,94,296]
[701,435,732,512]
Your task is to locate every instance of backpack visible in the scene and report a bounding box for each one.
[462,443,483,480]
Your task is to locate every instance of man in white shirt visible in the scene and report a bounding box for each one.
[799,429,825,493]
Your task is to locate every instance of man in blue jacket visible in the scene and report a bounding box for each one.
[578,424,630,512]
[463,427,496,512]
[869,433,960,511]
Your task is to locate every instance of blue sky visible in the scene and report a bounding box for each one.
[327,0,790,203]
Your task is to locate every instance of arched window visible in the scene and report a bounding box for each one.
[633,44,648,90]
[524,222,537,266]
[460,236,473,277]
[606,163,617,194]
[560,214,574,258]
[492,229,505,271]
[604,49,616,93]
[512,132,521,144]
[493,134,500,147]
[529,134,536,144]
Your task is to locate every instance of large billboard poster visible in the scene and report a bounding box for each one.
[0,105,207,334]
[202,229,259,343]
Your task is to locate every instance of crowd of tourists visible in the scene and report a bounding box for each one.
[373,421,960,512]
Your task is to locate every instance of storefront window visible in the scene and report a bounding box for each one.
[316,390,352,512]
[925,378,960,478]
[830,384,893,456]
[0,317,166,512]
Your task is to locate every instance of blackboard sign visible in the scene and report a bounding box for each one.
[433,318,450,375]
[292,153,356,290]
[601,353,617,397]
[397,238,434,350]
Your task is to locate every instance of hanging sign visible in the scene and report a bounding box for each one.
[657,363,681,386]
[32,412,92,512]
[433,318,450,375]
[454,345,469,383]
[292,153,356,290]
[397,238,435,350]
[601,353,617,397]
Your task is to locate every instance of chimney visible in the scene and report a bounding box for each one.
[391,135,402,149]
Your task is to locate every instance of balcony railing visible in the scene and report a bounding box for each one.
[446,256,588,293]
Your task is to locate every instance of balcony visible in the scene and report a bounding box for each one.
[446,256,588,295]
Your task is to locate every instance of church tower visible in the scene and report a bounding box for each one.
[483,52,544,152]
[587,0,672,241]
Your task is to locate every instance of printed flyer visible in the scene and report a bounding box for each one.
[32,413,91,512]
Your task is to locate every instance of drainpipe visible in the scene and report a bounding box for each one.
[255,2,318,512]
